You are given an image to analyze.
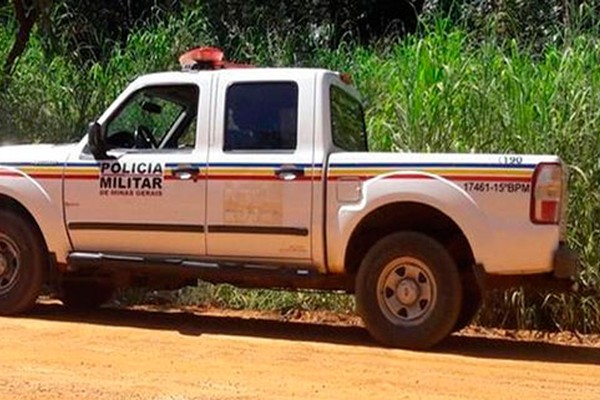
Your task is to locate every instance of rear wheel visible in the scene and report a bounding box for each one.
[0,210,45,315]
[61,280,115,310]
[356,231,462,349]
[453,280,481,332]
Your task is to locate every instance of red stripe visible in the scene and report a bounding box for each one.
[0,172,22,177]
[71,175,99,180]
[208,175,312,181]
[327,174,531,183]
[383,174,436,180]
[94,173,162,177]
[27,174,98,180]
[327,174,434,181]
[207,175,277,181]
[443,175,531,183]
[29,175,63,179]
[64,174,98,180]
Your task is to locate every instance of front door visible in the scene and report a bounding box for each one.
[206,77,315,261]
[65,82,209,256]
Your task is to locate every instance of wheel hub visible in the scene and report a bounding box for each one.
[396,279,420,305]
[377,256,437,326]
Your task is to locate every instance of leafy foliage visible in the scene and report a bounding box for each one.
[0,3,599,332]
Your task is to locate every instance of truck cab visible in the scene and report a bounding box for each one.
[71,66,353,268]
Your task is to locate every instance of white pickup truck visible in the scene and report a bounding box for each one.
[0,48,577,349]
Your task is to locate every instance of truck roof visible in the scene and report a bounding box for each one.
[135,68,341,84]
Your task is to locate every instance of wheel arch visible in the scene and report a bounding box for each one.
[0,193,59,301]
[0,194,52,261]
[0,188,68,268]
[344,201,477,283]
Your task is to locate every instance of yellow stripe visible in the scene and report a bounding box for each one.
[65,167,98,174]
[20,166,62,173]
[329,167,532,177]
[209,168,274,176]
[424,168,531,176]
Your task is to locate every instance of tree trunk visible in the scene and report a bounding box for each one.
[1,0,38,88]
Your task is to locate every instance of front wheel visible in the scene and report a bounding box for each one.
[0,210,45,315]
[356,232,462,349]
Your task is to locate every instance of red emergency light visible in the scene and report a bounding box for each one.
[179,47,253,70]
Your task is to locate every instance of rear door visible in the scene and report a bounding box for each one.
[206,75,315,261]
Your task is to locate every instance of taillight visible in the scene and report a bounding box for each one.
[530,162,563,224]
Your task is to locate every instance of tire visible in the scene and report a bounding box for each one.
[0,210,46,315]
[356,231,462,349]
[61,280,114,310]
[453,284,481,332]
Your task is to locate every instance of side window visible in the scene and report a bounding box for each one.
[177,121,197,148]
[330,85,368,152]
[224,82,298,151]
[105,84,199,150]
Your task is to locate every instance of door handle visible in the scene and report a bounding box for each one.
[275,165,304,181]
[171,166,200,181]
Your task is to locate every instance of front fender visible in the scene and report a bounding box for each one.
[0,167,70,263]
[327,171,491,273]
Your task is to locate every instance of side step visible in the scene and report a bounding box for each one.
[67,252,353,291]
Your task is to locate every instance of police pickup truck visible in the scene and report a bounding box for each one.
[0,48,578,349]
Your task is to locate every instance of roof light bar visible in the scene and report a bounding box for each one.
[179,47,253,71]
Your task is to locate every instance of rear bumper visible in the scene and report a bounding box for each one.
[475,243,579,292]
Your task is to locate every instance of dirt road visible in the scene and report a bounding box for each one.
[0,303,599,400]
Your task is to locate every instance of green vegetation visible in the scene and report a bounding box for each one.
[176,283,355,314]
[1,3,599,332]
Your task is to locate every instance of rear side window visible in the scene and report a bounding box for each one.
[330,85,368,151]
[224,82,298,151]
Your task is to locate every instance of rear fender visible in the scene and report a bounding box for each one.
[329,171,491,273]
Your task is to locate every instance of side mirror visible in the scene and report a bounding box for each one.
[87,122,108,159]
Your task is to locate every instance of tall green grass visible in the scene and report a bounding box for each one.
[321,22,599,333]
[0,14,599,332]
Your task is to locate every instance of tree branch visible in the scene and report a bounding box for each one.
[1,0,39,88]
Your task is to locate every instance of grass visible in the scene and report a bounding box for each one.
[178,283,355,314]
[116,282,355,315]
[1,13,599,332]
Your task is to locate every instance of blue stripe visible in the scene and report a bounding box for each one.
[203,162,315,168]
[65,162,99,167]
[164,163,204,168]
[0,162,63,167]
